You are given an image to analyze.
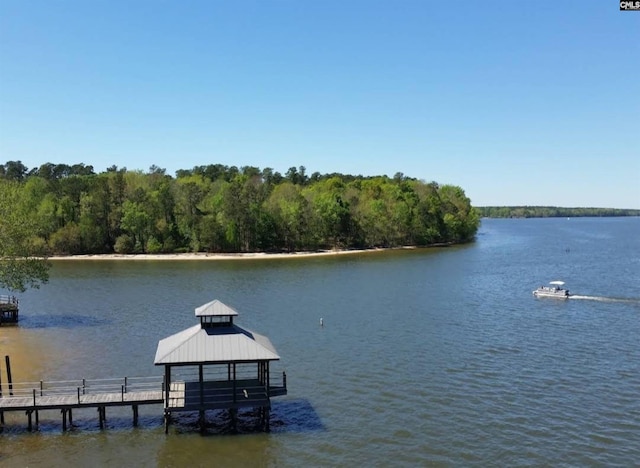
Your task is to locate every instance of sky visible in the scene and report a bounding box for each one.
[0,1,638,208]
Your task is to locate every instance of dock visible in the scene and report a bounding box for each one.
[0,295,19,325]
[0,373,286,432]
[0,375,164,431]
[0,299,288,434]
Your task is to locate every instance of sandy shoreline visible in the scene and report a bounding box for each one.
[47,247,421,261]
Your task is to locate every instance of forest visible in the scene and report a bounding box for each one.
[0,160,480,256]
[478,206,640,218]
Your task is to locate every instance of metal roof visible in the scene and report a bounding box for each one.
[195,299,239,317]
[154,300,280,365]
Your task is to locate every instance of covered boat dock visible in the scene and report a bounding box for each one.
[154,300,287,433]
[0,295,19,325]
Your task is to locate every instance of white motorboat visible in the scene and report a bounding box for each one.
[533,281,570,299]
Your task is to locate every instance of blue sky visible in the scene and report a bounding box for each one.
[1,1,638,208]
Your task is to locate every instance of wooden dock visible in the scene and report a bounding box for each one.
[1,299,289,434]
[0,295,19,325]
[0,376,164,431]
[0,374,286,432]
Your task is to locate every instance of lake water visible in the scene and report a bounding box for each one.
[1,217,639,467]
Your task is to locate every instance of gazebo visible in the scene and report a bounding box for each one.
[154,300,287,433]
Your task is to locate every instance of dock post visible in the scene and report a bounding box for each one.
[265,407,270,432]
[164,411,171,434]
[69,408,73,426]
[230,408,237,433]
[132,405,139,426]
[98,406,106,429]
[5,356,13,396]
[62,409,67,431]
[32,390,40,429]
[199,410,205,433]
[27,410,33,432]
[0,358,3,397]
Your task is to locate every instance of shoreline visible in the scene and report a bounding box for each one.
[46,246,428,261]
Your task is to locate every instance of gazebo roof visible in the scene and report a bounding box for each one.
[195,299,238,317]
[154,300,280,365]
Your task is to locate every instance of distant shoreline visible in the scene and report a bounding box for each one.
[47,246,429,261]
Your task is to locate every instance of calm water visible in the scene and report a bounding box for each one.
[1,217,639,467]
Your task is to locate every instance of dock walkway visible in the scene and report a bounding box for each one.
[0,376,164,430]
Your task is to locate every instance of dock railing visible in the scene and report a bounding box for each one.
[0,375,164,401]
[0,295,18,306]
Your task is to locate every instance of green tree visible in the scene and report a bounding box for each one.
[0,181,50,292]
[304,177,354,249]
[219,174,267,252]
[174,174,208,251]
[438,185,479,242]
[120,200,152,252]
[266,182,310,251]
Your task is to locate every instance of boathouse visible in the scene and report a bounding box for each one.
[0,295,19,325]
[154,300,287,433]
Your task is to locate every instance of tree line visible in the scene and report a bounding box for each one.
[477,206,640,218]
[0,160,480,256]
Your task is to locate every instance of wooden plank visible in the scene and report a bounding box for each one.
[0,390,163,412]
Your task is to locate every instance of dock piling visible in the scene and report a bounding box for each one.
[5,356,13,396]
[98,406,106,429]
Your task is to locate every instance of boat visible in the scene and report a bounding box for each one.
[533,281,570,299]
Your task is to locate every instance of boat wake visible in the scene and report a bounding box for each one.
[569,295,640,304]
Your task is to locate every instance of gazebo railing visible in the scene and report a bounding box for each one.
[166,371,287,409]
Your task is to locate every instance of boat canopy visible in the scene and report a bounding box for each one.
[549,281,565,285]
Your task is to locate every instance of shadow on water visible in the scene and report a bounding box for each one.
[0,414,163,435]
[171,399,325,436]
[18,315,111,329]
[271,398,325,433]
[0,399,324,437]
